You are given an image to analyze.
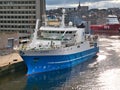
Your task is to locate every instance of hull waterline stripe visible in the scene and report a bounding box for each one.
[48,52,96,64]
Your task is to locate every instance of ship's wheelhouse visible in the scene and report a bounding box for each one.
[39,29,77,41]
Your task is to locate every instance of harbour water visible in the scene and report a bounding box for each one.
[0,35,120,90]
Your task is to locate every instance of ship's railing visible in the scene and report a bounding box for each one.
[20,42,76,51]
[19,35,98,51]
[20,44,63,51]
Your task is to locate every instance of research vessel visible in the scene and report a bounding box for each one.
[20,10,99,75]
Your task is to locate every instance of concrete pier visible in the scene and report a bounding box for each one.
[0,52,26,76]
[0,53,22,67]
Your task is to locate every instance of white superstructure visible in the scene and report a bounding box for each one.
[20,9,98,56]
[106,15,119,24]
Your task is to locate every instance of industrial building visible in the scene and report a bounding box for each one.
[0,0,46,46]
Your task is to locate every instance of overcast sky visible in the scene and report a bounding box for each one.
[46,0,120,10]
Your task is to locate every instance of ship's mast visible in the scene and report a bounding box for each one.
[61,9,65,27]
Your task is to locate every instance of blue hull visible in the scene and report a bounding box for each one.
[21,47,99,75]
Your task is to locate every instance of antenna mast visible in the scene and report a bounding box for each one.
[61,9,65,27]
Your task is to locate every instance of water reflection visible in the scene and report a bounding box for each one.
[96,36,120,90]
[25,68,72,90]
[98,69,120,90]
[100,36,120,53]
[97,54,107,62]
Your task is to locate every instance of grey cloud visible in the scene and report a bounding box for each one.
[46,0,112,5]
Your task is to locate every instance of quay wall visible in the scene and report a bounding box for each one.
[0,52,26,76]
